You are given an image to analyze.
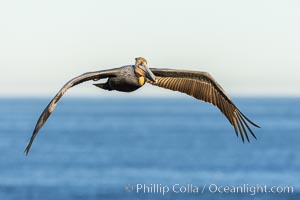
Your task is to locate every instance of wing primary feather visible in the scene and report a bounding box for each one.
[211,87,216,105]
[238,113,257,140]
[186,79,193,94]
[202,83,207,102]
[206,83,211,102]
[238,110,261,128]
[221,99,231,124]
[175,78,181,91]
[237,114,250,142]
[164,77,172,89]
[191,81,196,96]
[232,117,239,137]
[178,78,184,91]
[235,114,245,143]
[161,77,168,87]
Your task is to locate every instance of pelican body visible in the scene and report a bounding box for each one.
[24,57,260,155]
[93,65,148,92]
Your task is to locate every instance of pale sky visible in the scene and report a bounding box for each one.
[0,0,300,97]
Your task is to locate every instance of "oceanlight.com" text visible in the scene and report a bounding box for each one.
[124,183,294,196]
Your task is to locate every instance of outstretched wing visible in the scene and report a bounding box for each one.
[148,68,260,142]
[24,68,120,155]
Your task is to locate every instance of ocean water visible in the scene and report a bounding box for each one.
[0,97,299,200]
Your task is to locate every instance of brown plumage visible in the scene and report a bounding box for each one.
[24,57,260,155]
[147,69,260,142]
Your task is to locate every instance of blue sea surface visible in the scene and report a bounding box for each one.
[0,97,299,200]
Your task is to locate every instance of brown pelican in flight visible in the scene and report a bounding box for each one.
[24,57,260,155]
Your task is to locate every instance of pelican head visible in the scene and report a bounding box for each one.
[134,57,156,82]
